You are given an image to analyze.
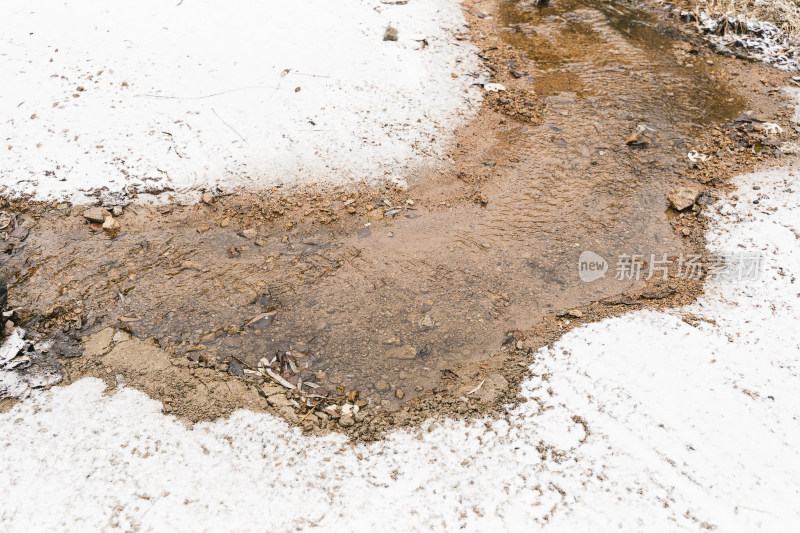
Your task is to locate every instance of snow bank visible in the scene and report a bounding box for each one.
[1,159,799,530]
[0,0,482,203]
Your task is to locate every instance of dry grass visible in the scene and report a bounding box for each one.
[693,0,800,40]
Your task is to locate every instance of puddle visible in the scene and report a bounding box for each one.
[4,0,748,411]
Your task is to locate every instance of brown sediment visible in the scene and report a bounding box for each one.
[1,0,798,440]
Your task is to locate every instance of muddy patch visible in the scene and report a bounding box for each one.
[2,0,799,438]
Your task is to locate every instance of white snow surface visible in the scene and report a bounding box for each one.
[1,0,482,203]
[1,161,799,530]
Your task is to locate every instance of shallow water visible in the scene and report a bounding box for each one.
[6,0,744,408]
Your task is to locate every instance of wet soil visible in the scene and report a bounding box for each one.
[2,0,799,438]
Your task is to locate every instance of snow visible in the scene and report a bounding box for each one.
[1,157,799,530]
[0,0,482,203]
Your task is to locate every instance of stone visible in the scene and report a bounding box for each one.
[395,388,405,399]
[375,381,391,392]
[102,216,120,232]
[668,186,703,211]
[383,26,398,42]
[385,345,416,360]
[339,414,355,427]
[228,358,245,377]
[82,327,115,358]
[83,207,111,223]
[366,209,384,222]
[111,206,124,217]
[112,330,131,344]
[201,192,215,204]
[242,228,257,239]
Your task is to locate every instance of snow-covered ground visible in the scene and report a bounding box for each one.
[1,159,799,530]
[1,0,482,203]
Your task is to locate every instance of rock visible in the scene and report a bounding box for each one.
[112,330,131,344]
[111,206,124,217]
[83,207,111,223]
[556,309,583,318]
[102,216,120,233]
[375,381,391,392]
[395,388,405,399]
[668,186,703,211]
[625,124,652,147]
[228,358,245,377]
[267,394,293,408]
[82,327,116,357]
[242,228,257,239]
[383,26,398,42]
[366,209,384,222]
[473,373,509,403]
[339,414,355,427]
[385,345,417,360]
[201,192,215,205]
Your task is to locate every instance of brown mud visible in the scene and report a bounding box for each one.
[2,0,799,439]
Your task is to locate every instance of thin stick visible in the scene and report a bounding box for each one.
[212,108,249,145]
[295,403,319,426]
